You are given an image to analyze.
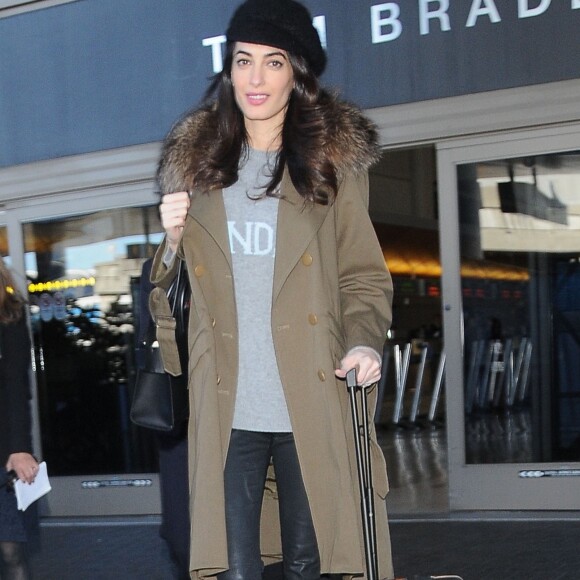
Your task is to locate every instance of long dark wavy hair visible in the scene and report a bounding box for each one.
[192,42,338,205]
[0,258,25,324]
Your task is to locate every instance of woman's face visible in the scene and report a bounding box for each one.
[231,42,294,144]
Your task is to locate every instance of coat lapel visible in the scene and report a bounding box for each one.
[273,170,331,303]
[188,175,331,302]
[187,190,232,270]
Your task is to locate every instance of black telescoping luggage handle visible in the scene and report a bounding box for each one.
[346,367,379,580]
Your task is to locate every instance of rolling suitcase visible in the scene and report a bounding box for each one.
[346,369,463,580]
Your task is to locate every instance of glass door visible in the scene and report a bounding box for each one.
[439,124,580,510]
[18,202,166,516]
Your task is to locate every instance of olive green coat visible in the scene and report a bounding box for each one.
[150,105,394,580]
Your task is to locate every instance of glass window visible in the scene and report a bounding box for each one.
[0,226,7,260]
[458,150,580,464]
[370,147,445,432]
[24,205,165,476]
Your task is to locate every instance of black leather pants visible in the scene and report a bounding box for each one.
[217,429,320,580]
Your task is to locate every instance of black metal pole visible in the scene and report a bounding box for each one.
[346,368,377,580]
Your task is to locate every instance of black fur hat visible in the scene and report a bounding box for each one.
[226,0,326,76]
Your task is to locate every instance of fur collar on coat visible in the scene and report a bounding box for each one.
[157,94,381,197]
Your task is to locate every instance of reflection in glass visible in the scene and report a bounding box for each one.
[370,147,445,432]
[0,227,6,256]
[24,206,164,476]
[458,150,580,464]
[0,227,11,266]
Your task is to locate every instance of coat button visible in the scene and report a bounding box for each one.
[318,369,326,382]
[308,313,318,325]
[301,253,313,266]
[194,264,205,277]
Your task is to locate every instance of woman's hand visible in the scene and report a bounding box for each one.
[335,346,382,387]
[159,192,191,252]
[6,452,39,485]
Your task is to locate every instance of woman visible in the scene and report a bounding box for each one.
[137,258,190,580]
[0,258,38,580]
[150,0,394,578]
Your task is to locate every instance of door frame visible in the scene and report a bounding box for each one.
[437,122,580,510]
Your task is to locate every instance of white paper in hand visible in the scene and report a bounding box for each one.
[14,461,51,511]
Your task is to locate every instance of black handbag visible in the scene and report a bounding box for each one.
[130,260,190,431]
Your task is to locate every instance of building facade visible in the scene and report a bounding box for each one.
[1,0,580,516]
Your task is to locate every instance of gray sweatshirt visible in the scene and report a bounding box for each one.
[223,148,292,432]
